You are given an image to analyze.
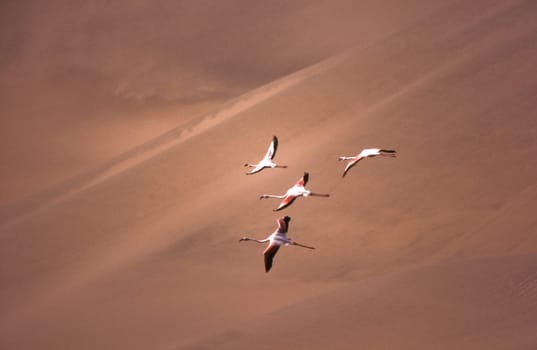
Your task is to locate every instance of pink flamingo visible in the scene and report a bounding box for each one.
[339,148,396,177]
[239,216,315,272]
[260,172,330,211]
[244,136,287,175]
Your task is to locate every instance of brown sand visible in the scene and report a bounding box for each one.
[2,0,537,349]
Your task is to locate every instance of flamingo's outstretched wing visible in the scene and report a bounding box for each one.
[297,172,309,186]
[274,195,297,211]
[276,216,290,232]
[263,244,280,272]
[342,158,361,178]
[264,136,278,160]
[246,164,265,175]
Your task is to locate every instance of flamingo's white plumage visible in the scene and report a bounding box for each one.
[244,136,287,175]
[338,148,397,178]
[239,216,315,272]
[260,172,330,211]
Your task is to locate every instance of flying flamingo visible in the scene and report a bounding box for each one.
[339,148,397,178]
[239,216,315,272]
[244,135,287,175]
[260,172,330,211]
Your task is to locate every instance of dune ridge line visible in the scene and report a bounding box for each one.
[0,54,346,230]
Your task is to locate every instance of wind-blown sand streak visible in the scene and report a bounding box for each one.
[0,54,345,230]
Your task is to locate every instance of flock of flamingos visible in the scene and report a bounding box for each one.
[239,136,397,272]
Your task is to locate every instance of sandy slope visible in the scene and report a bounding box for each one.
[0,0,441,204]
[2,0,537,349]
[183,254,537,350]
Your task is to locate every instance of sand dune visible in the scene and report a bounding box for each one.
[2,0,537,349]
[0,0,443,204]
[183,254,537,350]
[0,53,344,228]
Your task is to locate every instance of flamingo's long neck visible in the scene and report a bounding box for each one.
[309,192,330,197]
[291,241,316,249]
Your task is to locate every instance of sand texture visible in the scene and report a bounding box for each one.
[2,0,537,349]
